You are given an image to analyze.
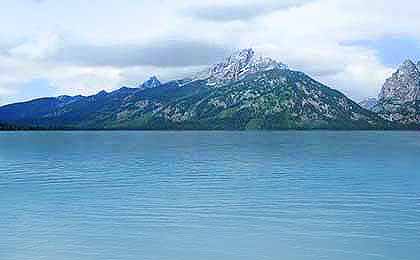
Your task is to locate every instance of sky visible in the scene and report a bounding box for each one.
[1,0,420,105]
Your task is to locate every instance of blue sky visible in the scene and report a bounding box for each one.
[1,0,420,105]
[345,36,420,67]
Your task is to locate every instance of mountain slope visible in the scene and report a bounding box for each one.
[359,98,378,110]
[371,59,420,125]
[123,69,389,130]
[0,49,392,130]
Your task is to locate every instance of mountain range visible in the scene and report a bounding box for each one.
[0,48,411,130]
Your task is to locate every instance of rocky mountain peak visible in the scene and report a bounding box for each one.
[397,59,419,77]
[370,58,420,124]
[378,59,420,103]
[194,48,288,84]
[227,48,255,65]
[140,76,161,89]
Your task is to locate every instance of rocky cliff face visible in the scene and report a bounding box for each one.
[139,76,161,90]
[373,59,420,124]
[378,60,420,103]
[359,98,378,110]
[194,48,288,85]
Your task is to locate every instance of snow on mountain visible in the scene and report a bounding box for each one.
[193,48,288,85]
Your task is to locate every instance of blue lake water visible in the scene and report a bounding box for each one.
[0,131,419,260]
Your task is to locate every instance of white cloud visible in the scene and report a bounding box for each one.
[8,32,62,60]
[0,0,420,105]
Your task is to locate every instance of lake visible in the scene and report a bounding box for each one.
[1,131,419,260]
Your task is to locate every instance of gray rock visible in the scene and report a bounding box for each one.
[359,98,378,110]
[374,59,420,124]
[139,76,161,90]
[378,60,420,103]
[193,48,288,85]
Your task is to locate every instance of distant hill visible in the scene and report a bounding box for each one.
[0,49,394,130]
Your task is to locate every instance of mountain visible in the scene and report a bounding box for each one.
[193,48,288,85]
[359,98,378,110]
[139,76,161,90]
[0,49,392,130]
[370,59,420,125]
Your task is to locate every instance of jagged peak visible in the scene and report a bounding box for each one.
[218,48,287,70]
[378,58,420,103]
[194,48,288,83]
[140,76,161,89]
[224,48,255,65]
[148,75,160,83]
[401,59,415,66]
[397,59,419,75]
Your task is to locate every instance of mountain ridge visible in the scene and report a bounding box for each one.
[0,48,396,130]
